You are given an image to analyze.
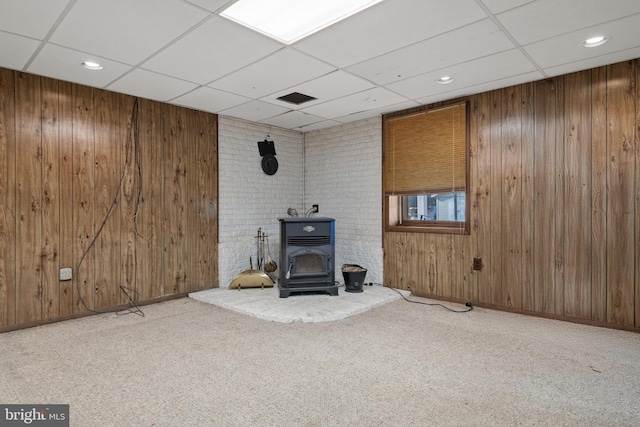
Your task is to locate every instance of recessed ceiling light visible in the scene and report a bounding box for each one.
[581,36,610,48]
[220,0,384,44]
[436,76,454,85]
[82,61,103,70]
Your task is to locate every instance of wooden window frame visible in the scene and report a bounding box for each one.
[383,101,470,235]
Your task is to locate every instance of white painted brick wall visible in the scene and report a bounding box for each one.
[218,116,383,289]
[218,116,303,288]
[303,117,383,285]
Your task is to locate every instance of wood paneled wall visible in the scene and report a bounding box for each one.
[384,59,640,330]
[0,69,218,329]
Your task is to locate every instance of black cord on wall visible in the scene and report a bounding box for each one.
[75,97,144,317]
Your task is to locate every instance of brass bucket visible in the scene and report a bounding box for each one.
[229,258,274,289]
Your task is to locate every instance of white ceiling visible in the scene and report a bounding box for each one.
[2,0,640,132]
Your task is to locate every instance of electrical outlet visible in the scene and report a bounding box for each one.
[312,204,318,213]
[60,268,72,281]
[473,258,482,271]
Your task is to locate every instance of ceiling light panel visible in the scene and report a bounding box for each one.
[220,0,384,44]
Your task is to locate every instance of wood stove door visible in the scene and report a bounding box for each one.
[286,249,332,285]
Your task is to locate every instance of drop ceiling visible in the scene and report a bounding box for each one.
[1,0,640,132]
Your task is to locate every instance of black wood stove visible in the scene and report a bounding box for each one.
[278,217,338,298]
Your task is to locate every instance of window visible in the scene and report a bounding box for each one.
[403,192,465,221]
[383,101,469,234]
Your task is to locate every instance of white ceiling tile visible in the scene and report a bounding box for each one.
[260,111,324,129]
[183,0,230,12]
[334,100,420,123]
[387,49,537,99]
[209,48,336,98]
[142,16,283,85]
[294,0,487,67]
[27,43,132,88]
[107,69,198,102]
[50,0,208,65]
[524,13,640,69]
[347,19,515,85]
[264,70,375,110]
[301,87,410,119]
[219,100,290,123]
[415,71,543,105]
[334,110,381,123]
[479,0,534,14]
[496,0,640,45]
[543,47,640,78]
[0,0,70,39]
[293,120,343,132]
[0,32,41,71]
[172,86,250,113]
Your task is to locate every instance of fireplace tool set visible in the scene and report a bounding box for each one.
[255,228,277,273]
[228,228,277,289]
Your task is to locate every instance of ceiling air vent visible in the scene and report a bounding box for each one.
[277,92,316,105]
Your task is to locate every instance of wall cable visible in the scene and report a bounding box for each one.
[368,283,473,313]
[75,97,144,317]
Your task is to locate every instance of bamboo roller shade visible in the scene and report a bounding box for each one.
[384,102,467,195]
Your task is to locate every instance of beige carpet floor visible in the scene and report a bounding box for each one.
[0,296,639,426]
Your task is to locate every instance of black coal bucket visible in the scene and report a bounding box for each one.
[342,264,367,293]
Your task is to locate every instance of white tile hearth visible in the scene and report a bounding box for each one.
[188,285,409,323]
